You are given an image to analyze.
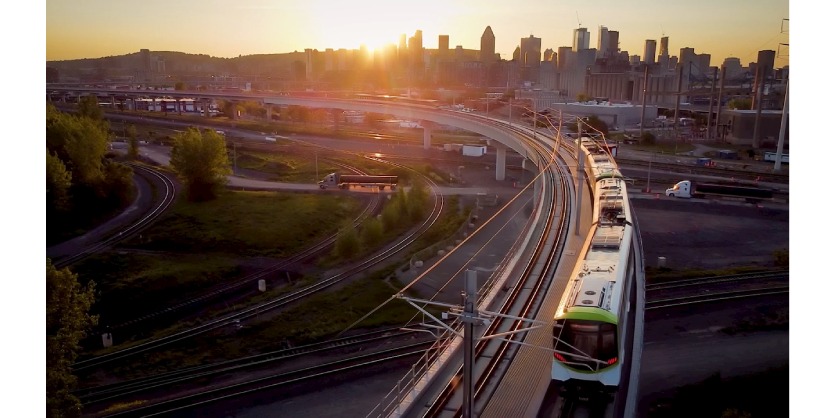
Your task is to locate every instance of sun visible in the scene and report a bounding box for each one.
[306,1,401,51]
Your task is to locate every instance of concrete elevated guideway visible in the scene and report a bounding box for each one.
[46,87,535,182]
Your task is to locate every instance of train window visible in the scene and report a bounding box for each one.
[553,319,618,371]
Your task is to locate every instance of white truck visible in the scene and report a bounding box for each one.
[666,180,773,203]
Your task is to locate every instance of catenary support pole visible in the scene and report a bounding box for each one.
[773,78,789,172]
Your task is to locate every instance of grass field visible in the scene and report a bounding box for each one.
[126,189,361,257]
[73,190,363,332]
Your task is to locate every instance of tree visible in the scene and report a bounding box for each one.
[126,124,139,160]
[170,127,232,201]
[406,181,429,222]
[46,259,97,418]
[45,104,136,243]
[46,103,109,187]
[174,81,186,90]
[576,93,592,102]
[333,225,361,258]
[46,150,72,213]
[727,98,752,110]
[360,217,384,247]
[77,95,104,121]
[583,115,610,136]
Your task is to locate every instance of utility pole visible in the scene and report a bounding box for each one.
[575,117,585,236]
[639,65,649,140]
[707,67,718,139]
[715,66,726,141]
[673,64,683,155]
[462,270,477,418]
[751,59,766,148]
[774,78,788,172]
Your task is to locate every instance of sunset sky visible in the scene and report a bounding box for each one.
[46,0,789,67]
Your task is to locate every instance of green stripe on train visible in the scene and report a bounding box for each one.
[561,307,618,324]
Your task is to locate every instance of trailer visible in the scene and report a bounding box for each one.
[318,172,398,190]
[763,151,789,164]
[666,180,773,203]
[462,145,487,157]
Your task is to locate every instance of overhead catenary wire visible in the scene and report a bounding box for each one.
[334,112,567,339]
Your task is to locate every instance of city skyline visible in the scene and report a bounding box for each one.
[47,0,788,68]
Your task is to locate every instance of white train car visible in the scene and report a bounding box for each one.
[552,137,635,394]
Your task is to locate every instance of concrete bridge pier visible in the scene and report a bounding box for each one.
[493,143,507,181]
[422,122,435,150]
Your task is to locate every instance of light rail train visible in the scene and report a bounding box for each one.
[552,136,636,395]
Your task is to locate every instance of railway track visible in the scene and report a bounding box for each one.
[76,327,427,413]
[103,161,382,334]
[365,115,577,418]
[51,162,178,269]
[616,158,789,185]
[73,165,446,374]
[90,340,434,417]
[645,270,789,310]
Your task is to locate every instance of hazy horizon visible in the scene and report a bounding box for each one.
[46,0,789,68]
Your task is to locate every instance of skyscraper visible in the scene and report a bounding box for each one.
[659,36,669,57]
[439,35,449,52]
[573,28,590,52]
[608,31,619,58]
[658,36,670,69]
[408,30,423,70]
[643,40,657,64]
[520,35,541,83]
[398,34,408,70]
[597,26,609,58]
[480,26,495,64]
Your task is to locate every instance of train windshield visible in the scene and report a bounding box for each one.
[553,319,618,371]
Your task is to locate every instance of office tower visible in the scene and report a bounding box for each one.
[597,26,609,58]
[398,34,408,70]
[657,36,670,69]
[659,36,669,57]
[573,27,590,52]
[481,26,496,64]
[543,48,556,62]
[697,53,711,76]
[438,35,449,63]
[399,33,407,53]
[643,40,657,64]
[409,30,423,62]
[139,48,152,82]
[722,57,743,80]
[608,31,619,53]
[520,35,541,84]
[557,46,572,70]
